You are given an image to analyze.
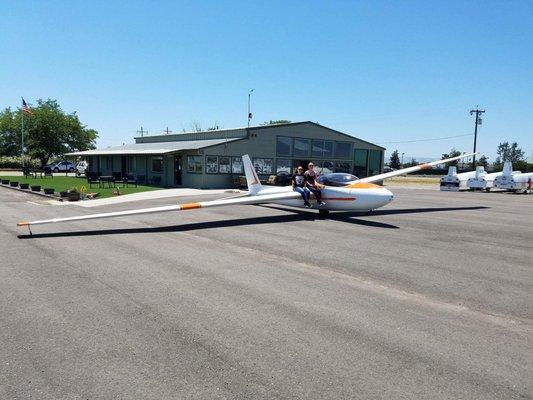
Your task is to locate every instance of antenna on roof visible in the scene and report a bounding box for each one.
[164,127,172,135]
[136,126,146,137]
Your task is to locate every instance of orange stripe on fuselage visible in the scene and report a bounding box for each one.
[344,182,383,189]
[419,163,431,170]
[180,203,202,210]
[321,197,356,201]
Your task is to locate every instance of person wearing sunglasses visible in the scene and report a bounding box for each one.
[305,162,325,206]
[292,166,311,207]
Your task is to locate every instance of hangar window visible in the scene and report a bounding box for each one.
[187,156,203,173]
[311,140,324,157]
[232,156,243,174]
[206,156,218,174]
[276,136,292,156]
[151,156,163,173]
[276,159,292,174]
[324,141,333,157]
[293,138,310,157]
[219,157,231,174]
[368,150,382,176]
[253,158,273,174]
[312,140,334,158]
[127,156,135,173]
[334,142,352,159]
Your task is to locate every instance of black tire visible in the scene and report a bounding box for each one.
[69,167,75,172]
[53,167,59,173]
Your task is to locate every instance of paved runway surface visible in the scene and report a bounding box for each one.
[1,186,532,399]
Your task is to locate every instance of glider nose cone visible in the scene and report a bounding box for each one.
[381,187,394,206]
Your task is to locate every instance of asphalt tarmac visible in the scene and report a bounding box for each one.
[1,186,531,399]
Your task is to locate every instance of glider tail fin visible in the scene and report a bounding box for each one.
[502,161,513,175]
[447,166,458,176]
[242,154,262,195]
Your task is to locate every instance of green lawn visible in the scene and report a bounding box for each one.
[0,175,163,199]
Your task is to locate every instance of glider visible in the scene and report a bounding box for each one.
[17,152,478,231]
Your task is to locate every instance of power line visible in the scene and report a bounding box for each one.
[377,133,472,144]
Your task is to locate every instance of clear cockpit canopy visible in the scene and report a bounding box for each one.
[317,173,358,186]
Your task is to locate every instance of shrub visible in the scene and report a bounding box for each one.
[0,156,41,169]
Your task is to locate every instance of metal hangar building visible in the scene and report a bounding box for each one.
[69,121,385,188]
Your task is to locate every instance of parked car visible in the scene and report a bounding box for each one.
[76,160,88,176]
[47,161,77,173]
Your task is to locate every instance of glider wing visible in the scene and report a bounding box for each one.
[356,152,479,184]
[18,191,301,227]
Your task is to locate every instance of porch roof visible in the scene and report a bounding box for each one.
[66,138,242,156]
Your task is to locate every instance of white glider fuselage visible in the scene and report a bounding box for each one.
[254,184,394,211]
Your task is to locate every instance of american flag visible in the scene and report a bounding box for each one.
[22,98,33,115]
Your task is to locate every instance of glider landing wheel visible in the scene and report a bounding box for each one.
[319,209,329,218]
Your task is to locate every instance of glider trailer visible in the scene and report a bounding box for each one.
[17,152,477,233]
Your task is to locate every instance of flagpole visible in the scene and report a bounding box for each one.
[21,98,25,168]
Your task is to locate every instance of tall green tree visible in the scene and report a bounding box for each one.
[441,148,462,167]
[21,99,97,166]
[495,141,524,166]
[0,107,22,156]
[475,155,489,168]
[389,149,401,169]
[1,99,98,165]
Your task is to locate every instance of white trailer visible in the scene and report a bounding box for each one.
[493,162,525,191]
[467,166,514,191]
[440,166,477,191]
[495,171,533,191]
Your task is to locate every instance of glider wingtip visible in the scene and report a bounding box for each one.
[17,221,30,227]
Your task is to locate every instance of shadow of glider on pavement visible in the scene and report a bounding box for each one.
[17,206,489,239]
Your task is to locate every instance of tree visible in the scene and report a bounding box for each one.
[441,148,462,167]
[406,158,418,167]
[22,99,97,167]
[475,155,489,168]
[0,107,21,156]
[389,150,401,169]
[495,141,524,166]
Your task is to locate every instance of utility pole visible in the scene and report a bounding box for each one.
[247,89,254,128]
[469,108,485,169]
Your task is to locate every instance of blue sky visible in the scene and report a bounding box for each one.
[1,0,532,161]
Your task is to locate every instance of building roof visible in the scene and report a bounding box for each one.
[66,138,243,156]
[133,121,386,150]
